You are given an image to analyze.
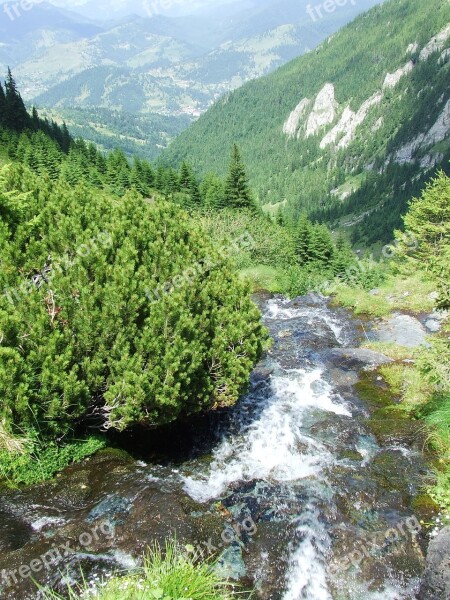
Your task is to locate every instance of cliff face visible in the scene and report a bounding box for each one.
[282,24,450,158]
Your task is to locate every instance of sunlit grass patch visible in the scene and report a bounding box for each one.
[332,272,436,317]
[240,265,284,293]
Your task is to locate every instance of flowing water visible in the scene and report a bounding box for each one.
[0,294,428,599]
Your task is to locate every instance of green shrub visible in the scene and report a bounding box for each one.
[0,164,267,436]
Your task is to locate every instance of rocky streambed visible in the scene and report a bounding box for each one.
[0,294,446,599]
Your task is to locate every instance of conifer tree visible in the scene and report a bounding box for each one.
[224,144,253,209]
[142,162,155,190]
[200,172,225,209]
[0,82,6,127]
[4,68,29,131]
[395,170,450,308]
[31,106,39,130]
[295,214,313,264]
[309,224,335,264]
[332,233,355,275]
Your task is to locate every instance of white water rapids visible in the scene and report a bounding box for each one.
[182,299,420,600]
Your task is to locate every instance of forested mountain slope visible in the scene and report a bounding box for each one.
[163,0,450,246]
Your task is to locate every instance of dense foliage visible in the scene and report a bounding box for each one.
[394,170,450,308]
[0,162,266,438]
[0,76,273,487]
[0,71,357,487]
[0,70,72,151]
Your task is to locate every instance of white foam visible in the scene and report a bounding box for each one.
[31,516,65,531]
[282,509,332,600]
[183,369,350,502]
[264,299,350,346]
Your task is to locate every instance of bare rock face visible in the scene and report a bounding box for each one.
[393,98,450,165]
[283,98,310,138]
[374,314,428,348]
[320,92,382,150]
[321,347,393,370]
[306,83,337,137]
[383,60,414,89]
[419,527,450,600]
[419,24,450,61]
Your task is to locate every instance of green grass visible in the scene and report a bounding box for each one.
[428,465,450,512]
[41,541,243,600]
[378,363,432,408]
[332,272,436,317]
[0,434,106,487]
[239,265,285,293]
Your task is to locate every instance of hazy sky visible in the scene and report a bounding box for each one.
[44,0,237,18]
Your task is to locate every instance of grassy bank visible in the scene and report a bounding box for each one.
[331,272,450,527]
[0,431,106,487]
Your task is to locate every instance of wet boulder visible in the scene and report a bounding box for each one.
[419,526,450,600]
[321,348,393,370]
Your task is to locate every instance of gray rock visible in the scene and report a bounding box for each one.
[419,527,450,600]
[375,314,428,347]
[369,288,380,296]
[425,319,441,333]
[322,348,393,370]
[427,310,449,322]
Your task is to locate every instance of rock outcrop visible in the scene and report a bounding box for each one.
[305,83,337,137]
[374,314,428,348]
[320,93,382,150]
[383,60,414,89]
[393,98,450,164]
[419,24,450,61]
[283,98,310,137]
[419,527,450,600]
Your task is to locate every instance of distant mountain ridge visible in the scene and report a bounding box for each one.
[0,0,382,157]
[162,0,450,247]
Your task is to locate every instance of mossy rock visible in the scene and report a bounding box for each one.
[411,494,440,521]
[355,373,396,411]
[368,450,414,498]
[339,449,364,462]
[91,447,135,464]
[368,408,421,445]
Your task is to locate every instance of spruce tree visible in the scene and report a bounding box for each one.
[309,224,335,264]
[4,68,29,131]
[0,82,6,127]
[224,144,253,209]
[200,172,225,209]
[332,234,355,275]
[295,214,313,265]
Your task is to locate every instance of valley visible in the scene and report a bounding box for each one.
[0,0,382,156]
